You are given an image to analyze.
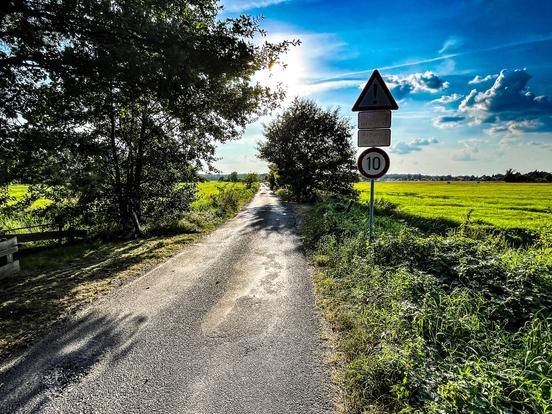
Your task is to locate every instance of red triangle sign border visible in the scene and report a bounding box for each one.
[352,69,399,112]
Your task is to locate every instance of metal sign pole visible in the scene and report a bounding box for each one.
[369,179,375,243]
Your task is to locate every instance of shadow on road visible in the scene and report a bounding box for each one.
[0,311,146,413]
[0,233,193,363]
[239,202,298,236]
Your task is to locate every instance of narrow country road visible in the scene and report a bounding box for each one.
[0,185,334,413]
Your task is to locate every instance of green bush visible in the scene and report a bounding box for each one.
[202,182,258,218]
[242,172,259,189]
[304,198,552,414]
[138,182,258,236]
[275,187,293,202]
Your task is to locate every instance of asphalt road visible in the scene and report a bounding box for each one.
[0,184,334,413]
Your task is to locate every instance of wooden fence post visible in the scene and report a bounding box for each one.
[57,216,64,245]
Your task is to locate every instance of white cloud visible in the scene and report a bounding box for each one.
[452,150,477,161]
[468,74,498,84]
[391,137,439,154]
[452,139,481,161]
[436,58,457,75]
[433,115,466,128]
[498,136,552,151]
[527,141,552,151]
[439,36,464,54]
[431,93,463,104]
[385,72,449,99]
[223,0,288,12]
[485,119,551,135]
[459,69,552,133]
[412,137,439,145]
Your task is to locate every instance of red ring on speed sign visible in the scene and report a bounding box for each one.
[357,147,390,179]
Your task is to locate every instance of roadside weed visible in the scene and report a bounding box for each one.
[304,197,552,413]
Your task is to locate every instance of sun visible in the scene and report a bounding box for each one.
[254,37,309,100]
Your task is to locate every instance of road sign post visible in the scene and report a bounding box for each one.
[357,147,391,242]
[370,179,375,243]
[352,69,398,242]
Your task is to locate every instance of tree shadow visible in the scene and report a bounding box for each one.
[0,310,147,413]
[238,202,299,238]
[231,200,311,264]
[0,235,187,362]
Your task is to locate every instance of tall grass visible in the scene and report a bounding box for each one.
[303,196,552,413]
[168,182,259,234]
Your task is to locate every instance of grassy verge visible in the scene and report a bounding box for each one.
[0,182,258,361]
[301,196,551,413]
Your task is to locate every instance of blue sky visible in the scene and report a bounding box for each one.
[216,0,552,175]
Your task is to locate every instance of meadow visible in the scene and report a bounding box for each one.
[357,181,552,232]
[0,181,258,361]
[303,182,552,413]
[1,181,254,231]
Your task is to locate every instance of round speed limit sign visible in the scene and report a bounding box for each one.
[357,147,390,179]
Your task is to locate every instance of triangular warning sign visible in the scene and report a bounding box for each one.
[352,70,399,111]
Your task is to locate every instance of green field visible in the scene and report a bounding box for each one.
[6,181,246,205]
[1,182,253,230]
[357,181,552,231]
[7,184,51,208]
[192,181,253,210]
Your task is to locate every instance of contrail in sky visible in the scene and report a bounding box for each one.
[319,34,552,82]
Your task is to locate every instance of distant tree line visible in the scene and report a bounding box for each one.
[379,170,552,183]
[208,172,265,183]
[503,169,552,183]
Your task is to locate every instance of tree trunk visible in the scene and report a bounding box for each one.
[108,106,129,232]
[133,109,147,225]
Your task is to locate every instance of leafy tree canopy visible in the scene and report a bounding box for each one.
[258,98,357,202]
[0,0,295,234]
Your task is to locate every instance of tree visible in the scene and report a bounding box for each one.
[267,164,279,191]
[242,172,258,189]
[257,98,357,201]
[228,172,239,182]
[504,168,522,182]
[0,0,295,235]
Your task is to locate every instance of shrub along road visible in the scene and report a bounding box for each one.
[0,184,333,413]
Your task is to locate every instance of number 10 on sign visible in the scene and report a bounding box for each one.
[357,147,390,179]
